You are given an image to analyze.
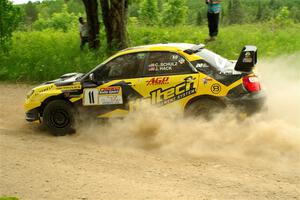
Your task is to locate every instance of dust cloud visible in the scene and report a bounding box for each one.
[77,54,300,167]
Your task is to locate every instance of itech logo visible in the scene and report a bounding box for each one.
[150,77,196,106]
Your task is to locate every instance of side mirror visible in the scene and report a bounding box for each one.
[89,73,95,82]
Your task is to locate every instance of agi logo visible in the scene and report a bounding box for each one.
[150,76,196,105]
[146,77,169,86]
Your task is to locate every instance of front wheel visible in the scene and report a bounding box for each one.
[42,100,75,136]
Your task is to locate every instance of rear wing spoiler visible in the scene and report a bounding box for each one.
[234,45,257,73]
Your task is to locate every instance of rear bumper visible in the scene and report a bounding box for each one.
[25,108,40,122]
[226,91,266,114]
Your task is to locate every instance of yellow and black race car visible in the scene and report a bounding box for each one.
[24,43,265,135]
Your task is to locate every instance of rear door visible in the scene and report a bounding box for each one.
[136,51,199,109]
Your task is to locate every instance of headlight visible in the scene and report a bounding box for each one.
[26,90,34,99]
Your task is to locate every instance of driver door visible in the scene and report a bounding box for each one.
[82,52,146,118]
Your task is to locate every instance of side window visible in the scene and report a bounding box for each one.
[144,52,193,76]
[94,52,146,80]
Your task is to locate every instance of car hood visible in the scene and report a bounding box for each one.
[43,72,84,86]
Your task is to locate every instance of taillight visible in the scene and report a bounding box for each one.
[243,75,261,92]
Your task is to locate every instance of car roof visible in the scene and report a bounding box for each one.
[121,43,196,52]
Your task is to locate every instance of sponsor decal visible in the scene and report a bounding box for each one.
[211,83,221,94]
[99,86,123,105]
[202,77,213,85]
[99,86,120,94]
[88,90,95,104]
[150,76,196,106]
[178,58,185,65]
[98,95,123,105]
[83,86,123,106]
[56,84,82,90]
[146,77,169,86]
[243,52,253,63]
[148,64,156,72]
[171,55,179,60]
[148,62,177,72]
[83,88,99,105]
[32,85,54,97]
[36,85,54,93]
[196,63,209,69]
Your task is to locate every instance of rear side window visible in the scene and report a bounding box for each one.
[144,52,193,76]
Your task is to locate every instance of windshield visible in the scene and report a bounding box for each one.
[196,49,235,71]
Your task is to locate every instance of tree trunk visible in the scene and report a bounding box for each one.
[100,0,128,51]
[82,0,100,49]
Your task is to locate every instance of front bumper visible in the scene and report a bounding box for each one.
[226,91,267,114]
[25,108,40,122]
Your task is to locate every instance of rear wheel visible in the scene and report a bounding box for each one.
[185,98,224,120]
[42,100,75,136]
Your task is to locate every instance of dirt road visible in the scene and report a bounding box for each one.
[0,56,300,200]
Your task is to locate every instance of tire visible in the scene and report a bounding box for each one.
[42,99,75,136]
[185,98,224,120]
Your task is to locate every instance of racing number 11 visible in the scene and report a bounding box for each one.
[83,88,99,106]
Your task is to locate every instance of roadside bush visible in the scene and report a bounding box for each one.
[1,23,300,82]
[0,0,22,52]
[0,29,106,82]
[161,0,188,26]
[33,5,78,32]
[129,23,300,59]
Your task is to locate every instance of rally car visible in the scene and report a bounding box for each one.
[24,43,265,136]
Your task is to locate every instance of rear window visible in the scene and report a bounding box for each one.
[196,49,234,71]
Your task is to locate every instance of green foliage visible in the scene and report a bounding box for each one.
[269,0,280,10]
[66,0,84,14]
[227,0,243,24]
[0,0,22,52]
[157,0,163,12]
[162,0,188,26]
[275,7,292,24]
[24,1,38,24]
[196,10,203,26]
[15,0,300,28]
[36,0,64,19]
[256,0,263,21]
[128,0,142,17]
[33,5,78,31]
[139,0,159,26]
[129,23,300,58]
[267,6,294,29]
[0,29,107,81]
[0,197,18,200]
[1,0,300,83]
[185,0,202,25]
[1,23,300,82]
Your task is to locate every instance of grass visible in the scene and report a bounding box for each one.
[129,23,300,58]
[0,197,19,200]
[0,23,299,82]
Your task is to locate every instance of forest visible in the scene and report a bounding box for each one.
[0,0,300,82]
